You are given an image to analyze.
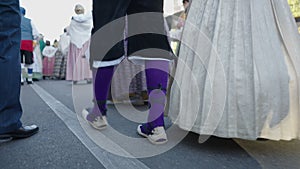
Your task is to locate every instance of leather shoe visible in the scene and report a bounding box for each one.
[0,125,39,139]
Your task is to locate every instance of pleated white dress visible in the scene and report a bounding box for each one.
[169,0,300,140]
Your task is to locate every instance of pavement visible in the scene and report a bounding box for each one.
[0,80,299,169]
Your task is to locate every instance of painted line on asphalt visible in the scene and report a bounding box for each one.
[31,84,150,169]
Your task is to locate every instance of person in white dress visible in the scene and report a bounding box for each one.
[169,0,300,140]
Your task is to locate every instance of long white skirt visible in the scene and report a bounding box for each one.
[32,44,43,79]
[169,0,300,140]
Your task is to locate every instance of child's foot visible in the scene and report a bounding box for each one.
[137,124,168,145]
[82,108,108,130]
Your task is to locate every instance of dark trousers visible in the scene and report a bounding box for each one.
[21,50,34,64]
[0,0,23,134]
[91,0,173,62]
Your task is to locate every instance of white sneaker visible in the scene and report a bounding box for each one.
[82,109,108,130]
[137,125,168,145]
[148,127,168,145]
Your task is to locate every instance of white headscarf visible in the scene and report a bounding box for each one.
[42,46,58,58]
[68,12,92,48]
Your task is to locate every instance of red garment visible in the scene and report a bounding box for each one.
[21,40,33,52]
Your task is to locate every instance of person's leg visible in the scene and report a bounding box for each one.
[89,0,130,116]
[26,64,34,84]
[127,0,172,144]
[24,50,34,84]
[84,0,131,129]
[82,66,114,130]
[140,60,169,134]
[87,66,115,121]
[0,0,39,140]
[0,0,23,134]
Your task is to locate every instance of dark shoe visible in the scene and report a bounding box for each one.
[26,78,33,84]
[21,82,24,86]
[257,138,269,141]
[0,125,39,139]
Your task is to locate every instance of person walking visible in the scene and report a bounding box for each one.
[20,7,39,85]
[57,29,70,80]
[82,0,175,145]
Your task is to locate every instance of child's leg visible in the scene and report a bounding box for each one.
[87,66,114,121]
[26,64,33,83]
[142,60,169,133]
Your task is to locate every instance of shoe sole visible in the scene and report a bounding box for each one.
[11,129,39,139]
[0,137,13,143]
[88,121,107,130]
[82,109,107,130]
[0,129,39,139]
[148,137,168,145]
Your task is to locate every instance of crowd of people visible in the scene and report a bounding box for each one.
[1,0,300,146]
[20,4,93,85]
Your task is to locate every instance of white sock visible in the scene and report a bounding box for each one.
[21,63,25,83]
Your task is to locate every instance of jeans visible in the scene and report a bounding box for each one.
[0,0,22,134]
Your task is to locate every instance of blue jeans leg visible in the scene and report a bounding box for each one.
[0,0,23,134]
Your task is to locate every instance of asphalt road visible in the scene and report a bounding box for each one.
[0,80,299,169]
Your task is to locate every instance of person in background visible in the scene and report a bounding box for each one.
[39,34,46,54]
[32,35,44,80]
[0,0,39,142]
[177,0,190,29]
[57,28,70,80]
[169,0,190,41]
[66,4,92,84]
[59,29,71,57]
[53,39,59,48]
[42,41,58,79]
[20,7,39,85]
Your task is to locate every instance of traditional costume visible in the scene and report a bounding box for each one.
[20,7,39,84]
[169,0,300,140]
[32,39,43,80]
[42,42,58,79]
[66,5,92,82]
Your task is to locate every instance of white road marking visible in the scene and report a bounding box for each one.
[31,84,150,169]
